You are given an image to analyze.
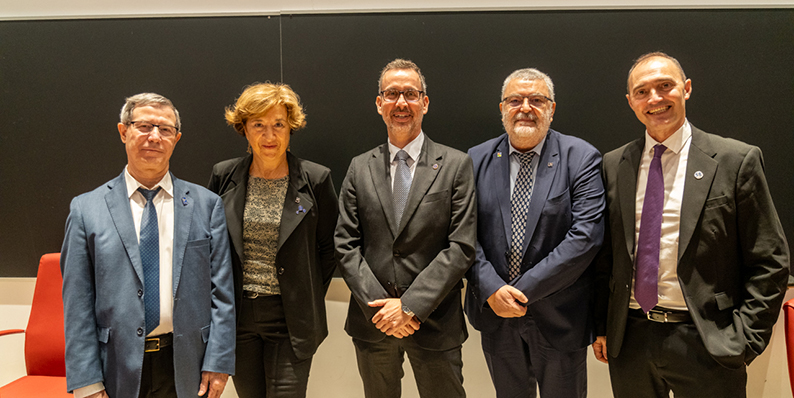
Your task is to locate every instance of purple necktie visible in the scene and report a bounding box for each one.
[635,144,666,313]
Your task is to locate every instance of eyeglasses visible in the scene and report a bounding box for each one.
[379,89,425,103]
[129,121,179,138]
[502,95,554,109]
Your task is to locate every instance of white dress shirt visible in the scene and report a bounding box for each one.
[630,120,692,311]
[388,131,424,191]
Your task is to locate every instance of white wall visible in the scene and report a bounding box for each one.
[1,277,792,397]
[1,0,793,20]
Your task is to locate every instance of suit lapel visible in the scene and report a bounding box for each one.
[369,144,399,236]
[171,174,193,296]
[398,137,443,236]
[618,139,644,259]
[105,172,144,284]
[521,130,560,255]
[678,128,717,262]
[277,153,314,251]
[494,136,512,246]
[219,155,252,265]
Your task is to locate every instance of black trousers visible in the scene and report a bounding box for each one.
[608,314,747,398]
[353,336,465,398]
[234,294,313,398]
[138,343,177,398]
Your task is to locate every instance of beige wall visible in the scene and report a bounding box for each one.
[1,277,792,397]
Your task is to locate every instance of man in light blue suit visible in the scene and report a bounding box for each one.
[465,69,605,398]
[61,93,235,398]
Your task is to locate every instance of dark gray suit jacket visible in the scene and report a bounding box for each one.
[594,126,790,369]
[61,172,235,398]
[335,135,477,350]
[208,152,338,360]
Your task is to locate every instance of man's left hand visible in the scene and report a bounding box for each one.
[198,371,229,398]
[369,298,413,335]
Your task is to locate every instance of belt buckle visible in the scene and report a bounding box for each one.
[145,337,161,352]
[646,309,669,323]
[243,291,259,299]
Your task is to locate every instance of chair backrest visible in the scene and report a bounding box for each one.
[23,253,66,377]
[784,298,794,396]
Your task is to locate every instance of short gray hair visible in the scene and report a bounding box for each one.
[119,93,181,131]
[378,58,427,93]
[501,68,555,101]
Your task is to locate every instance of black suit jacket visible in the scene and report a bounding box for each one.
[335,135,477,350]
[594,126,790,368]
[208,152,338,360]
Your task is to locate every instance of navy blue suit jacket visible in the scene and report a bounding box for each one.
[464,130,605,351]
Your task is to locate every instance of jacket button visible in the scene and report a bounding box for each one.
[138,289,143,298]
[137,328,143,336]
[278,267,285,275]
[394,251,401,257]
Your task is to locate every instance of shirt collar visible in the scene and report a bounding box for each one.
[124,166,174,199]
[388,131,424,164]
[508,133,547,157]
[644,119,691,156]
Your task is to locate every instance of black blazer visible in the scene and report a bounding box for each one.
[594,127,789,369]
[208,152,338,360]
[335,136,477,350]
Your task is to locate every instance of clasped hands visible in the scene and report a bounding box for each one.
[487,285,528,318]
[368,298,420,338]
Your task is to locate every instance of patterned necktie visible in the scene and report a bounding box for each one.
[138,187,161,334]
[393,150,412,225]
[635,144,667,313]
[509,152,536,280]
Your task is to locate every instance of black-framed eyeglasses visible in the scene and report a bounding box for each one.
[502,95,554,109]
[379,89,425,103]
[128,121,179,138]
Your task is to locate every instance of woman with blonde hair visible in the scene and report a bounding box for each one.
[208,82,337,397]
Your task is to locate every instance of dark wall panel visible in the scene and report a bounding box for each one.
[1,10,791,276]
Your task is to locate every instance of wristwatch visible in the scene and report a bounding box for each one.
[402,304,415,318]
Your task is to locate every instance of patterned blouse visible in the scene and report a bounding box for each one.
[241,175,289,295]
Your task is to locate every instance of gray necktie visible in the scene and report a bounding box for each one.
[509,152,536,280]
[393,150,412,225]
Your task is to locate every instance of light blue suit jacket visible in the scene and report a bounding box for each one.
[61,171,235,398]
[464,130,605,351]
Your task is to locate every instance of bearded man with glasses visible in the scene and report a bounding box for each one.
[465,68,606,398]
[335,58,477,398]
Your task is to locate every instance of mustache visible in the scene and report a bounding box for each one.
[514,113,538,122]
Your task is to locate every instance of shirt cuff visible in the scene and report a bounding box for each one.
[74,382,105,398]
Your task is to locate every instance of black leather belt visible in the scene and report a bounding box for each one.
[630,307,692,323]
[144,333,173,352]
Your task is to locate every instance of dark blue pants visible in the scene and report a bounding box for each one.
[481,315,587,398]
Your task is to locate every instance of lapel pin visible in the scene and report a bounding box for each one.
[295,197,300,204]
[432,163,439,170]
[497,152,502,157]
[694,171,704,180]
[548,162,553,167]
[296,205,306,214]
[181,197,188,206]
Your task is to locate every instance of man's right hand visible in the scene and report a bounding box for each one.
[391,316,421,338]
[487,285,528,318]
[592,336,608,364]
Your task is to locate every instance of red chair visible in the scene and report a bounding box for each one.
[785,297,794,396]
[0,253,71,397]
